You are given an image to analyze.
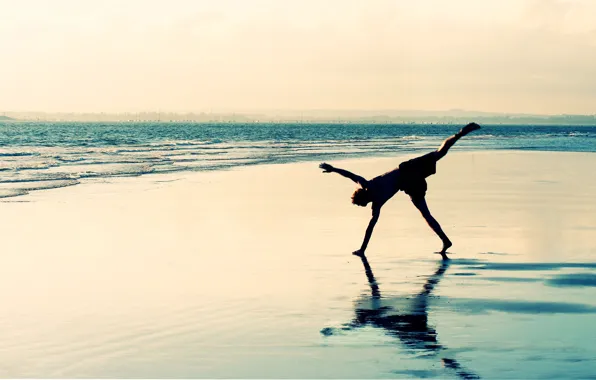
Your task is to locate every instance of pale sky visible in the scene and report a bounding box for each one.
[1,0,595,114]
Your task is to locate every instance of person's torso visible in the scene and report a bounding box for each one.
[368,168,401,205]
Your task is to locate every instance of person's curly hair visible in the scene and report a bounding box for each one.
[351,188,370,207]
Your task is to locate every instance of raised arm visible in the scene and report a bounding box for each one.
[353,206,381,256]
[319,163,368,187]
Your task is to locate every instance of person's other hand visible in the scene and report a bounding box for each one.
[319,163,334,173]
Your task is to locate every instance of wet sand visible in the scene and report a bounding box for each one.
[1,151,595,378]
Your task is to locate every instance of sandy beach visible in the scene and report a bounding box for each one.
[1,150,595,378]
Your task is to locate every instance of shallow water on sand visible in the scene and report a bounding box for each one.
[3,254,595,378]
[1,152,595,378]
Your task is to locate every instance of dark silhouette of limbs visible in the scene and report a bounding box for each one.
[333,256,480,379]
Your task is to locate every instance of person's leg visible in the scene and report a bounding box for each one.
[411,196,452,258]
[435,122,481,160]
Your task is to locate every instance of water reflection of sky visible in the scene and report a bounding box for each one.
[321,257,596,379]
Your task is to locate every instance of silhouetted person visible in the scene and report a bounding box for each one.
[329,257,479,379]
[319,123,481,259]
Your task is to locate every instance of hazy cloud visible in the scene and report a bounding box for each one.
[1,0,595,113]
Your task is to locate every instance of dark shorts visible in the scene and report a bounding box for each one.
[398,151,438,199]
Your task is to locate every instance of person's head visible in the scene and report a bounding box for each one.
[351,187,371,207]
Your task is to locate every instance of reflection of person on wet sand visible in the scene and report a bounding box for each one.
[322,257,479,380]
[319,123,480,259]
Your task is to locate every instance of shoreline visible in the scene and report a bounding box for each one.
[2,149,595,203]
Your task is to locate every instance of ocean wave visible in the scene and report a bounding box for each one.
[0,152,39,157]
[0,189,29,198]
[60,157,167,166]
[0,173,79,184]
[1,123,594,199]
[466,134,496,139]
[76,164,155,178]
[18,179,80,191]
[0,180,80,198]
[568,132,595,138]
[146,140,217,148]
[401,135,424,140]
[112,148,157,154]
[54,156,87,163]
[0,161,59,171]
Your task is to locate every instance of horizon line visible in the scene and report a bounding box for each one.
[3,109,596,117]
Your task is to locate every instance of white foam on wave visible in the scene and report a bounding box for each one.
[0,180,80,198]
[0,158,59,171]
[568,132,594,137]
[66,164,155,178]
[0,189,29,198]
[0,136,445,198]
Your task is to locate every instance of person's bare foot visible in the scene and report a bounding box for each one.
[440,240,452,254]
[460,122,481,136]
[352,249,365,257]
[434,240,452,260]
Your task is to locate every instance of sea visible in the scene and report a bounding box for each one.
[1,122,595,198]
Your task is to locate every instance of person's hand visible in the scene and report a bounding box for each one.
[319,163,334,173]
[352,249,365,257]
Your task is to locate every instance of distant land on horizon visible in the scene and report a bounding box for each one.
[2,110,595,125]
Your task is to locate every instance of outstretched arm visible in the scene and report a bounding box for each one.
[319,163,368,187]
[353,207,380,256]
